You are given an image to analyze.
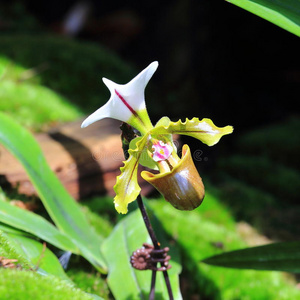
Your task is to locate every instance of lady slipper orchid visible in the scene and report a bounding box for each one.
[81,61,233,214]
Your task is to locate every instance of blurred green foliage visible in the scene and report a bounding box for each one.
[214,117,300,240]
[67,268,111,300]
[0,35,135,114]
[218,155,300,204]
[0,268,100,300]
[150,194,298,299]
[0,56,81,131]
[237,117,300,169]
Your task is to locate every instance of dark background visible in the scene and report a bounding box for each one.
[2,0,299,131]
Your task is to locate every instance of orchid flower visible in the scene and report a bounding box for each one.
[82,62,233,214]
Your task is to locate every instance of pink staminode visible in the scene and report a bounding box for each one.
[152,141,173,162]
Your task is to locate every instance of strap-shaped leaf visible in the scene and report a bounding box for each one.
[0,200,78,253]
[202,241,300,272]
[101,210,182,299]
[227,0,300,37]
[0,112,107,273]
[153,117,233,146]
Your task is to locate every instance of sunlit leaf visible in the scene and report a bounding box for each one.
[0,222,33,236]
[227,0,300,37]
[0,112,107,272]
[202,241,300,272]
[0,200,78,253]
[101,209,182,299]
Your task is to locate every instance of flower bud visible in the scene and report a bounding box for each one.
[141,144,205,210]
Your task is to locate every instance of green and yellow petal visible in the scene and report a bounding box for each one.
[114,133,151,214]
[113,154,141,214]
[153,117,233,146]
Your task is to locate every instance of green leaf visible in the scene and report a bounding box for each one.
[0,222,33,236]
[153,118,233,146]
[0,200,78,252]
[7,233,71,281]
[0,112,107,272]
[101,209,182,299]
[202,241,300,272]
[227,0,300,37]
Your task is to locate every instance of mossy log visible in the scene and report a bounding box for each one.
[0,119,153,200]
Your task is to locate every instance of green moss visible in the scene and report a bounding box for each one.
[80,205,113,238]
[0,35,135,113]
[0,79,81,131]
[149,193,298,300]
[0,231,32,269]
[82,196,119,224]
[0,269,102,300]
[67,268,111,300]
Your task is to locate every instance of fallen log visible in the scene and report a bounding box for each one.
[0,118,154,200]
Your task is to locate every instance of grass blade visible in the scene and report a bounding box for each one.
[202,241,300,272]
[227,0,300,37]
[0,200,78,252]
[0,112,107,272]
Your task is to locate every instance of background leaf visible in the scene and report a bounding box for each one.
[227,0,300,37]
[202,241,300,272]
[0,200,78,252]
[0,112,107,272]
[101,209,182,300]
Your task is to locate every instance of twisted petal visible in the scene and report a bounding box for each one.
[152,117,233,146]
[113,154,141,214]
[113,133,150,214]
[81,61,158,134]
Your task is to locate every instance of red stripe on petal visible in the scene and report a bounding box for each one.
[115,89,143,125]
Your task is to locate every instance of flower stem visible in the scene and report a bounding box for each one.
[136,194,174,300]
[120,123,174,300]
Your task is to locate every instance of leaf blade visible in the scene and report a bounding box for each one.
[202,241,300,272]
[101,210,182,299]
[0,112,107,272]
[227,0,300,37]
[0,200,78,252]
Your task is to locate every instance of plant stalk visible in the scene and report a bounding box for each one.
[136,194,174,300]
[120,123,173,300]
